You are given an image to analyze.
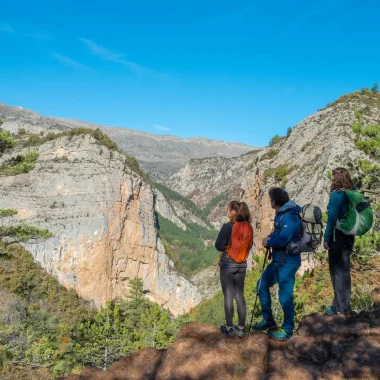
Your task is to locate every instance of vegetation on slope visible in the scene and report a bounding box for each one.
[0,214,190,378]
[157,213,217,275]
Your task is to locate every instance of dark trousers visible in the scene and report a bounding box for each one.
[328,230,355,314]
[220,267,246,326]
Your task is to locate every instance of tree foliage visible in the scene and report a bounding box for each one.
[157,213,217,275]
[0,129,15,156]
[0,151,39,176]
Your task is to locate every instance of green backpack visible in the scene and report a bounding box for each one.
[336,189,373,236]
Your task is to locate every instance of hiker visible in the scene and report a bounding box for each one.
[324,167,355,316]
[253,187,301,341]
[215,201,253,338]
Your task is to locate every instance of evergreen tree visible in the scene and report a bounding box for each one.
[371,82,379,94]
[74,301,131,370]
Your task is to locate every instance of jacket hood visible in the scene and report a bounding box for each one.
[276,200,301,216]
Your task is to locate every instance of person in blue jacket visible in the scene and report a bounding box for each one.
[324,167,355,316]
[253,187,301,341]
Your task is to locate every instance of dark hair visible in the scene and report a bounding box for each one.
[268,187,289,207]
[330,167,353,193]
[228,201,252,223]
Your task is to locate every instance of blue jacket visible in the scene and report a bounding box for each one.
[324,190,349,243]
[267,200,301,265]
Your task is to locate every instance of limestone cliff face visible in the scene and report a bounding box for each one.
[168,93,380,265]
[242,93,380,256]
[0,135,202,315]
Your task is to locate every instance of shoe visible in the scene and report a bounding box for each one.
[220,325,235,337]
[325,306,336,316]
[253,319,277,331]
[233,325,245,338]
[268,328,293,341]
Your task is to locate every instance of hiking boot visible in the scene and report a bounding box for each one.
[253,319,277,331]
[220,325,235,337]
[268,328,293,341]
[325,306,336,316]
[233,325,245,338]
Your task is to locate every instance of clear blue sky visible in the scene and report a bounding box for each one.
[1,0,379,146]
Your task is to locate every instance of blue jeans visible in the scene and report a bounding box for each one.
[257,261,300,334]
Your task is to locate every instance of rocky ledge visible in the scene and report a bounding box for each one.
[64,291,380,380]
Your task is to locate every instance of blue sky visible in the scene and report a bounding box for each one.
[1,0,379,146]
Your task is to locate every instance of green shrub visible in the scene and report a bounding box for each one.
[261,149,279,160]
[0,129,15,155]
[269,134,283,147]
[352,113,380,159]
[351,286,374,312]
[0,209,18,217]
[0,151,39,175]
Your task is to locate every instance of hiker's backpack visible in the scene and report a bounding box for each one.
[226,221,254,263]
[336,189,373,236]
[287,204,323,255]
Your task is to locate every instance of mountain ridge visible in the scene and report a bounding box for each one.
[0,102,259,180]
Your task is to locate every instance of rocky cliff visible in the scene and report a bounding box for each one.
[168,92,380,251]
[0,102,258,180]
[0,133,204,316]
[64,289,380,380]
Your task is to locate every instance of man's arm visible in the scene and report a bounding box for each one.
[266,213,299,249]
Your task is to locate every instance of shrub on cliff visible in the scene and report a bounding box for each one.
[0,151,39,176]
[0,129,15,156]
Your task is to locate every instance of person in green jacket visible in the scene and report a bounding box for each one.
[324,167,355,315]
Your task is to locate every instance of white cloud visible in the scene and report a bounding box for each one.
[79,37,153,74]
[52,54,90,70]
[153,124,171,132]
[1,24,15,33]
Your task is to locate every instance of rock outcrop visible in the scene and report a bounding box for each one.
[0,134,202,315]
[63,300,380,379]
[168,92,380,255]
[242,92,380,254]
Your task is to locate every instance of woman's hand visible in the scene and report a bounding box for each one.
[324,242,330,250]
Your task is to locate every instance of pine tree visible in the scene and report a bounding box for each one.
[74,301,131,370]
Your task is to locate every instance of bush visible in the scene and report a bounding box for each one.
[0,130,15,155]
[352,113,380,159]
[0,151,39,176]
[261,149,278,160]
[264,164,294,185]
[268,134,283,147]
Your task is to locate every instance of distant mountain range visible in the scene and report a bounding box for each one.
[0,102,259,180]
